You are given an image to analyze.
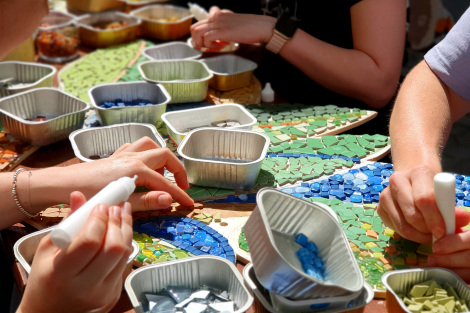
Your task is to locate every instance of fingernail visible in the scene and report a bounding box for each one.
[427,255,437,267]
[113,206,121,219]
[433,229,445,240]
[124,202,132,215]
[98,204,108,214]
[158,195,172,207]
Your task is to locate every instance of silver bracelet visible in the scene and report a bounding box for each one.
[11,168,38,218]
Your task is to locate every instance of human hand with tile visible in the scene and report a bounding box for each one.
[17,192,132,313]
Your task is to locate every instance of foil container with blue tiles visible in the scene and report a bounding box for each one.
[244,188,364,300]
[177,128,270,189]
[129,4,193,41]
[76,11,141,48]
[161,103,257,146]
[88,81,170,126]
[69,123,166,162]
[142,41,202,61]
[201,54,258,91]
[243,263,374,313]
[382,268,470,313]
[0,61,56,98]
[125,256,254,313]
[138,59,212,103]
[0,88,89,146]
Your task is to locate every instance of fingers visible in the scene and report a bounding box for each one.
[69,191,87,214]
[432,231,470,255]
[448,269,470,282]
[113,142,132,154]
[116,137,161,153]
[129,186,194,211]
[121,202,133,246]
[54,205,109,276]
[455,207,470,229]
[428,249,470,268]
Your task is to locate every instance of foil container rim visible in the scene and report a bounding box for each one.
[253,187,364,291]
[129,4,194,23]
[177,127,270,165]
[142,42,202,60]
[138,59,213,83]
[161,103,257,138]
[201,55,258,76]
[0,61,57,90]
[76,11,142,31]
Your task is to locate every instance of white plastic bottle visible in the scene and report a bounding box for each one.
[51,175,138,249]
[433,172,456,242]
[262,82,275,103]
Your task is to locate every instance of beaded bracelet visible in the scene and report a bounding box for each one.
[11,168,38,218]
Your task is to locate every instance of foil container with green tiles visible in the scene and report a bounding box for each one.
[76,11,141,48]
[382,268,470,313]
[138,60,212,103]
[243,263,374,313]
[69,123,166,162]
[201,54,258,91]
[88,81,170,126]
[161,103,257,146]
[177,128,269,189]
[0,88,89,146]
[244,188,364,300]
[0,61,56,98]
[129,4,193,41]
[142,41,202,61]
[124,256,254,313]
[14,227,139,281]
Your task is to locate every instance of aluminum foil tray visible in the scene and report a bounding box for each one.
[142,41,202,61]
[14,227,138,279]
[177,128,269,189]
[201,54,257,91]
[243,263,373,313]
[0,88,89,146]
[161,103,257,146]
[382,268,470,313]
[0,61,56,98]
[88,81,170,126]
[76,11,141,48]
[69,123,166,162]
[244,188,364,300]
[66,0,124,12]
[129,4,193,41]
[124,256,253,313]
[138,60,212,103]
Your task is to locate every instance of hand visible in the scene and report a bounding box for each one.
[428,229,470,282]
[60,136,194,211]
[190,6,276,50]
[377,166,470,243]
[17,192,133,313]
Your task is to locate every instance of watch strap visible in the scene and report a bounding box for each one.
[266,30,289,54]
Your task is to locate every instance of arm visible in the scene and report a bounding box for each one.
[190,0,406,108]
[0,137,194,230]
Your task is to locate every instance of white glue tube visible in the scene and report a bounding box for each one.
[433,173,456,242]
[51,175,138,249]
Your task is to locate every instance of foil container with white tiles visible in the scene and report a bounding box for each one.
[201,54,257,91]
[124,256,254,313]
[177,128,269,189]
[243,263,374,313]
[161,103,257,146]
[382,268,470,313]
[69,123,166,162]
[0,61,56,98]
[138,59,212,103]
[0,88,89,145]
[142,41,202,61]
[88,81,170,126]
[244,188,364,300]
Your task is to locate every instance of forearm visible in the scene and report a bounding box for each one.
[390,61,469,171]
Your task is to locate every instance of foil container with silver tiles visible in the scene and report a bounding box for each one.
[142,41,202,61]
[0,61,56,98]
[177,128,269,189]
[124,256,254,313]
[76,11,141,48]
[244,188,364,300]
[382,268,470,313]
[243,263,373,313]
[138,60,212,103]
[69,123,166,162]
[201,54,258,91]
[0,88,89,146]
[161,103,257,146]
[88,81,170,126]
[130,4,193,41]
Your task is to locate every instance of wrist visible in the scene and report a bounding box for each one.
[265,12,299,54]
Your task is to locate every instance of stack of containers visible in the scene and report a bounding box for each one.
[243,188,374,312]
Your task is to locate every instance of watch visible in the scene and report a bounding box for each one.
[265,12,299,54]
